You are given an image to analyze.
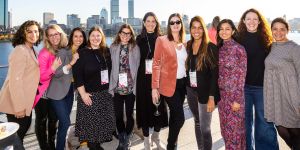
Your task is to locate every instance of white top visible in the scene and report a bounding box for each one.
[175,44,187,79]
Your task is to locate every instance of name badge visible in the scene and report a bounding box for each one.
[118,73,128,87]
[189,71,197,87]
[101,70,109,85]
[145,59,153,74]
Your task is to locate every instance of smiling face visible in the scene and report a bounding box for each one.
[190,21,204,41]
[119,28,132,44]
[72,30,84,48]
[169,16,182,33]
[243,12,260,33]
[47,28,61,48]
[219,22,234,41]
[89,30,102,49]
[272,22,288,42]
[25,25,39,46]
[144,16,157,33]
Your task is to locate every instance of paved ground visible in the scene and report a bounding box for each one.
[1,100,290,150]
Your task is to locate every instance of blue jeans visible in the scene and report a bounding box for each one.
[50,85,74,150]
[244,85,279,150]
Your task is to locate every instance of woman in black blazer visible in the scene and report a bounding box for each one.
[185,16,219,150]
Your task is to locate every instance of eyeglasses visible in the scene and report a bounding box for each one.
[120,31,132,37]
[48,32,60,38]
[170,20,181,25]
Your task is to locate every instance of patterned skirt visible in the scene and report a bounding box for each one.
[75,90,116,143]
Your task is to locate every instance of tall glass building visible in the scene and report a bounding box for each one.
[0,0,8,29]
[110,0,119,24]
[128,0,134,18]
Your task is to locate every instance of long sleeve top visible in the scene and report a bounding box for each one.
[218,39,247,104]
[33,48,55,107]
[186,41,220,104]
[73,47,112,93]
[240,31,268,86]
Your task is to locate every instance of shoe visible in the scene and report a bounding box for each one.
[151,131,165,150]
[144,136,151,150]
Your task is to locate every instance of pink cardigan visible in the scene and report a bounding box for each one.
[33,48,55,107]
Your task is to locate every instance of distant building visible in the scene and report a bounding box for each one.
[128,0,134,18]
[161,21,167,27]
[100,8,108,25]
[67,14,80,29]
[87,15,100,29]
[289,18,300,32]
[182,14,190,33]
[112,16,122,24]
[49,19,57,25]
[123,18,141,26]
[43,12,54,26]
[111,0,119,24]
[0,0,8,30]
[8,11,11,28]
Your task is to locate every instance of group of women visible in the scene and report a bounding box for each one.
[0,7,299,150]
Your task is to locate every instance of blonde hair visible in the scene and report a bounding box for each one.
[44,24,68,54]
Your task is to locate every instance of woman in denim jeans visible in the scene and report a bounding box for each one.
[185,16,219,150]
[237,8,279,150]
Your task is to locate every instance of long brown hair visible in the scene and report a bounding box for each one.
[237,8,272,51]
[167,13,185,43]
[187,16,215,71]
[112,24,136,47]
[140,12,161,37]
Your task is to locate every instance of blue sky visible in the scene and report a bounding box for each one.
[9,0,299,26]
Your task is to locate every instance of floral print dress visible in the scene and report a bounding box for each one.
[218,39,247,150]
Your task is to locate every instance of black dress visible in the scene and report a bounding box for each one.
[73,47,116,143]
[136,33,168,129]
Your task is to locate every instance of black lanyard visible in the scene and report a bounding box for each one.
[145,34,152,59]
[94,52,107,70]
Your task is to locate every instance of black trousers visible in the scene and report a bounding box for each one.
[34,98,57,150]
[113,93,135,135]
[6,113,32,142]
[164,78,186,150]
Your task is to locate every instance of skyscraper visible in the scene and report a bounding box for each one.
[8,11,11,28]
[67,14,80,29]
[110,0,119,24]
[0,0,8,29]
[100,8,108,25]
[43,12,54,26]
[128,0,134,18]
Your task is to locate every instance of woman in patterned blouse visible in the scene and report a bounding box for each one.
[217,19,247,150]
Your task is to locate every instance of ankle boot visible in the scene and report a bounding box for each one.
[144,136,151,150]
[117,132,125,150]
[151,131,165,150]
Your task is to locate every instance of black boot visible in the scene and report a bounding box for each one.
[88,142,103,150]
[116,132,126,150]
[123,133,130,150]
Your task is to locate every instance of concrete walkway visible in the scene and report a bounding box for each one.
[0,100,289,150]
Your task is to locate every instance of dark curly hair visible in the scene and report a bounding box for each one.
[237,8,272,52]
[12,20,43,47]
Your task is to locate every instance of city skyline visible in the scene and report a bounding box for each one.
[7,0,300,26]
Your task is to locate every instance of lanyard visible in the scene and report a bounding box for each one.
[145,34,152,59]
[94,52,108,70]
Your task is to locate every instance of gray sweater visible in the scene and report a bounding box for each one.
[109,43,140,96]
[264,40,300,128]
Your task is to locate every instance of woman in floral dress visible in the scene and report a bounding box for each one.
[217,19,247,150]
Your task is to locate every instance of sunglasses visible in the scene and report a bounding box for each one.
[169,20,181,25]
